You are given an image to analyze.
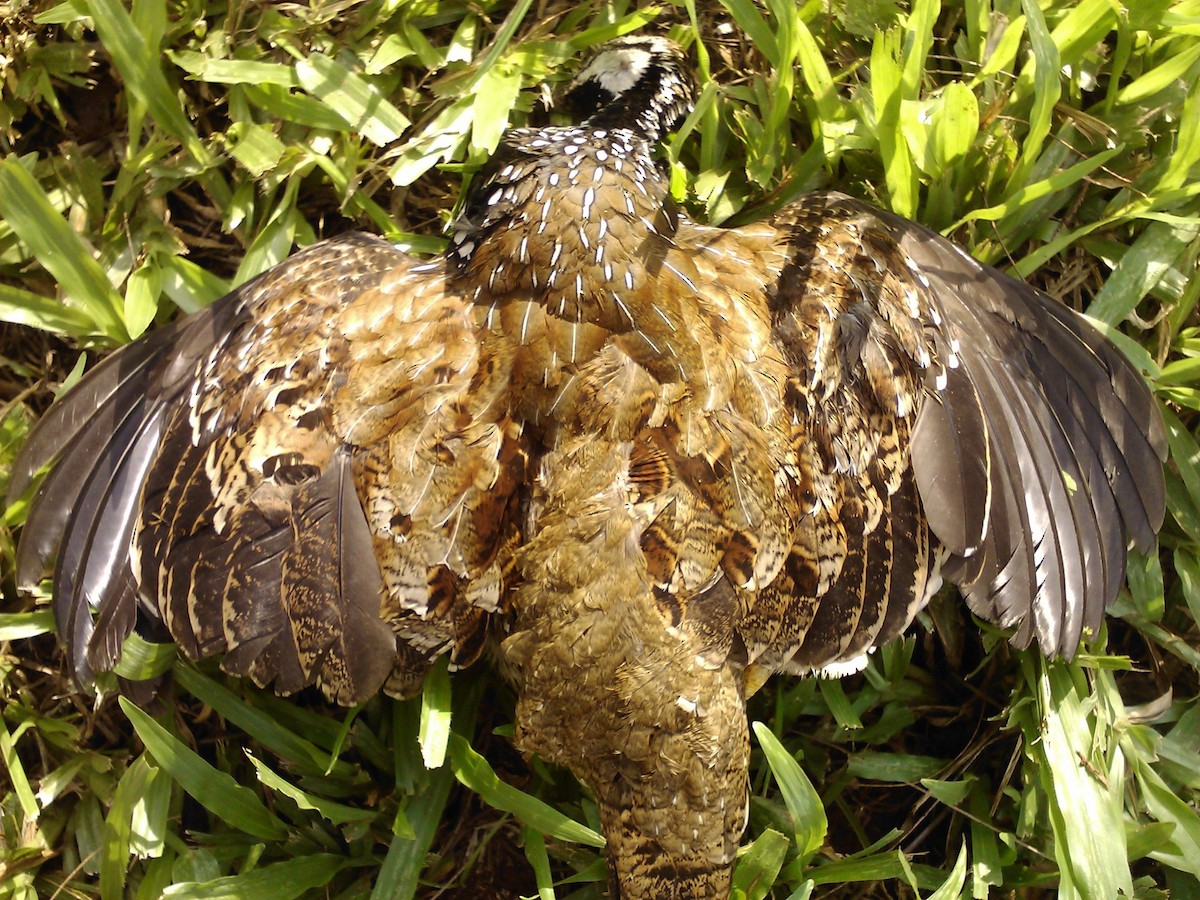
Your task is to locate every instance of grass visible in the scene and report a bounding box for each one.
[1,0,1199,897]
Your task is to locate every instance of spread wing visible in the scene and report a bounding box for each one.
[9,234,524,704]
[757,192,1165,665]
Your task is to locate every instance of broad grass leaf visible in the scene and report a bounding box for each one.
[372,764,454,900]
[1010,0,1061,190]
[172,666,350,777]
[1088,219,1200,326]
[419,657,451,769]
[1036,666,1133,897]
[1116,41,1200,106]
[929,82,978,173]
[294,53,410,147]
[731,827,790,900]
[112,633,176,681]
[926,844,968,900]
[0,157,127,341]
[523,827,556,900]
[86,0,212,167]
[161,854,351,899]
[752,722,826,862]
[0,282,96,335]
[100,753,160,897]
[119,698,287,841]
[448,733,605,848]
[247,753,377,825]
[159,255,230,313]
[1132,753,1200,878]
[847,752,946,783]
[123,263,162,339]
[0,716,39,820]
[470,63,522,155]
[169,52,297,87]
[0,611,55,641]
[871,29,917,218]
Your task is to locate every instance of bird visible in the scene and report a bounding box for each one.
[8,34,1166,899]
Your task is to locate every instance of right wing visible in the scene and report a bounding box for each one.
[9,234,524,704]
[760,193,1165,666]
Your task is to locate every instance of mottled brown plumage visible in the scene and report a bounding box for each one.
[10,36,1165,898]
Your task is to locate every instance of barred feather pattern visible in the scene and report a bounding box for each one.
[10,36,1165,900]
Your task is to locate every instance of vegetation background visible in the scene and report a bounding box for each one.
[2,0,1199,897]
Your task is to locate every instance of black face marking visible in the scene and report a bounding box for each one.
[565,79,616,122]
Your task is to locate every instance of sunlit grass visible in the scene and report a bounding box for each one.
[2,0,1199,897]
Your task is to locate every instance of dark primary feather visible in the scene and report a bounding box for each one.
[890,212,1166,654]
[9,35,1166,900]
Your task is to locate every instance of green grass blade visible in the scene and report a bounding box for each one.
[926,844,969,900]
[719,0,778,65]
[172,666,352,778]
[100,753,159,898]
[169,51,297,87]
[294,53,411,147]
[0,282,96,334]
[448,733,605,848]
[0,157,127,341]
[871,29,917,218]
[371,764,454,900]
[468,0,535,83]
[1131,752,1200,878]
[419,657,452,769]
[386,97,474,187]
[1010,0,1062,190]
[731,827,790,900]
[953,145,1122,230]
[0,716,39,821]
[1116,40,1200,106]
[242,83,353,131]
[846,752,946,783]
[0,611,55,641]
[111,633,176,681]
[1087,219,1200,325]
[470,62,522,155]
[119,697,287,841]
[752,722,826,862]
[247,753,376,825]
[232,202,298,286]
[818,678,862,729]
[901,0,940,99]
[523,827,557,900]
[161,854,351,899]
[85,0,212,167]
[793,16,837,134]
[976,14,1026,80]
[929,81,979,175]
[159,255,229,313]
[1035,664,1133,897]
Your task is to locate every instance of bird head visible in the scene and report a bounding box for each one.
[562,35,696,142]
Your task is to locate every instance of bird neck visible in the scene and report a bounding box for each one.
[447,123,678,334]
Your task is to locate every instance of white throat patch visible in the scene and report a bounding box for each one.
[575,39,672,95]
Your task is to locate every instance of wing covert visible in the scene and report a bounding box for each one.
[763,191,1165,661]
[11,234,524,703]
